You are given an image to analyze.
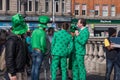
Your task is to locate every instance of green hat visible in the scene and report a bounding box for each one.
[12,14,28,35]
[70,23,77,32]
[38,15,50,28]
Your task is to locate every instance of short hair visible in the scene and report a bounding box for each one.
[79,18,86,26]
[62,23,69,30]
[0,29,7,41]
[108,28,116,37]
[48,27,54,32]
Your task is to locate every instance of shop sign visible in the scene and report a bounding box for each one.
[100,20,111,23]
[71,19,120,24]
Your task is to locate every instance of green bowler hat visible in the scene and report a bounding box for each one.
[12,14,28,35]
[38,15,50,28]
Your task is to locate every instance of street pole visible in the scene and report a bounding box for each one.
[18,0,21,13]
[52,0,55,23]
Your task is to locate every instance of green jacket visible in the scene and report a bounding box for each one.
[75,27,89,56]
[51,29,73,56]
[31,28,47,53]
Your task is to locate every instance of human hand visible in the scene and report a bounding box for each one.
[10,76,17,80]
[110,43,115,49]
[75,30,79,36]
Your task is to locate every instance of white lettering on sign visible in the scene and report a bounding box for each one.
[100,20,111,23]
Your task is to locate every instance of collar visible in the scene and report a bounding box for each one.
[80,27,86,31]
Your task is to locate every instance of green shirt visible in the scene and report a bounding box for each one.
[51,29,73,56]
[31,28,46,53]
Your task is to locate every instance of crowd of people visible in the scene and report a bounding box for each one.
[0,13,120,80]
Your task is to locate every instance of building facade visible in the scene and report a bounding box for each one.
[72,0,120,19]
[0,0,71,29]
[72,0,120,37]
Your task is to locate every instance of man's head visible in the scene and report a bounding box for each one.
[48,27,54,36]
[62,23,69,30]
[108,28,116,37]
[0,29,7,44]
[77,18,86,28]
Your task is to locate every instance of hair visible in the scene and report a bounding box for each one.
[0,29,7,44]
[79,18,86,26]
[108,28,116,37]
[62,23,69,30]
[48,27,54,33]
[27,31,31,36]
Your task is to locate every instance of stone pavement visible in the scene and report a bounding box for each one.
[0,70,106,80]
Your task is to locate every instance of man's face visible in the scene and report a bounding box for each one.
[77,20,82,28]
[48,30,54,36]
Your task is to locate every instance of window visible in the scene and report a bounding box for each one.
[55,0,59,12]
[35,0,38,11]
[45,0,49,12]
[75,4,80,15]
[0,0,2,10]
[95,5,99,16]
[111,5,115,16]
[82,4,87,15]
[95,11,98,15]
[75,10,79,15]
[6,0,10,10]
[82,10,86,15]
[25,2,28,11]
[102,5,108,16]
[26,0,32,11]
[62,0,65,12]
[28,0,32,11]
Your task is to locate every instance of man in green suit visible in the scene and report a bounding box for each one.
[51,23,73,80]
[72,18,90,80]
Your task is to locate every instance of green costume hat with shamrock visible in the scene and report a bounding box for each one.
[70,23,78,33]
[38,15,50,28]
[70,18,78,32]
[11,14,28,35]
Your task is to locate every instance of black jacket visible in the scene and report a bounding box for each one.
[5,33,29,76]
[105,38,118,60]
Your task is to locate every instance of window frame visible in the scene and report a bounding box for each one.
[111,5,116,16]
[102,5,108,17]
[74,4,80,16]
[82,4,87,16]
[55,0,59,13]
[94,5,99,16]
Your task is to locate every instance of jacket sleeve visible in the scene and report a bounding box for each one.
[76,30,89,45]
[45,35,51,55]
[68,36,73,55]
[5,38,16,76]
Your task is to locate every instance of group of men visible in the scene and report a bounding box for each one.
[3,13,90,80]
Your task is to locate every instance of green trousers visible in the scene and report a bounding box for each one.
[72,55,86,80]
[51,55,67,80]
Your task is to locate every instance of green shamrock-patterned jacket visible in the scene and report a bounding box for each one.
[72,27,90,80]
[75,27,90,56]
[51,29,73,56]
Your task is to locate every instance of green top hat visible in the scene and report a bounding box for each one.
[38,15,50,28]
[12,14,28,35]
